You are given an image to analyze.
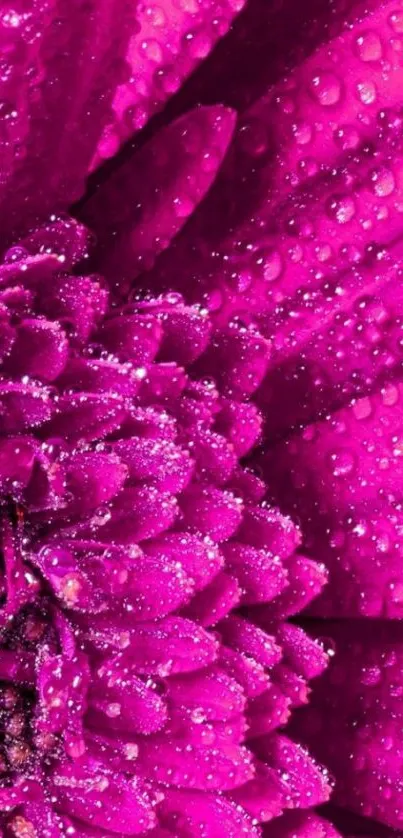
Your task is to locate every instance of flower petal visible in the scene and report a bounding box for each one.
[158,789,261,837]
[137,736,254,790]
[83,107,236,290]
[51,759,155,834]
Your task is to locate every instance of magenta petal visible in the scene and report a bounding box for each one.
[0,381,53,431]
[167,666,246,722]
[92,0,245,162]
[157,304,212,365]
[229,762,287,823]
[99,315,162,365]
[295,621,403,831]
[19,217,93,268]
[57,356,143,397]
[84,107,236,289]
[180,484,243,540]
[144,533,223,591]
[137,735,254,790]
[219,646,270,699]
[265,812,341,837]
[223,542,288,605]
[253,734,332,809]
[237,505,300,556]
[268,384,403,617]
[88,485,178,543]
[218,616,282,668]
[88,667,167,735]
[0,2,138,230]
[181,427,236,485]
[38,274,108,345]
[0,435,37,491]
[276,624,328,681]
[158,789,261,837]
[52,758,155,834]
[246,684,290,738]
[114,437,193,493]
[139,362,188,406]
[64,450,128,512]
[199,324,271,399]
[182,571,241,626]
[44,392,126,442]
[260,554,327,620]
[81,616,218,675]
[5,319,69,381]
[216,400,262,457]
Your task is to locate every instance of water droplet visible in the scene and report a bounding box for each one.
[292,120,313,145]
[329,449,356,477]
[355,30,383,61]
[327,194,356,224]
[370,166,396,197]
[141,39,163,62]
[309,71,342,106]
[389,10,403,33]
[315,243,332,262]
[261,249,283,282]
[334,124,361,151]
[357,80,377,105]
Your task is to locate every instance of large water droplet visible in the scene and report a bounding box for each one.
[328,449,356,477]
[292,120,313,145]
[370,166,396,197]
[354,30,383,61]
[309,71,342,106]
[259,249,283,283]
[389,10,403,33]
[327,194,356,224]
[357,80,377,105]
[334,124,361,151]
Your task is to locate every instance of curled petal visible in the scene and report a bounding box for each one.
[51,759,155,834]
[166,665,246,722]
[253,734,332,809]
[137,735,254,790]
[223,542,288,605]
[218,616,282,668]
[144,533,223,591]
[114,437,193,492]
[79,615,218,675]
[182,571,241,626]
[5,319,69,382]
[44,392,126,442]
[180,484,243,540]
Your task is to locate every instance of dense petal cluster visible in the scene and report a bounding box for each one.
[0,211,331,835]
[2,0,403,835]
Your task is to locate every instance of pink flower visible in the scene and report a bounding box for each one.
[0,0,400,836]
[0,4,335,836]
